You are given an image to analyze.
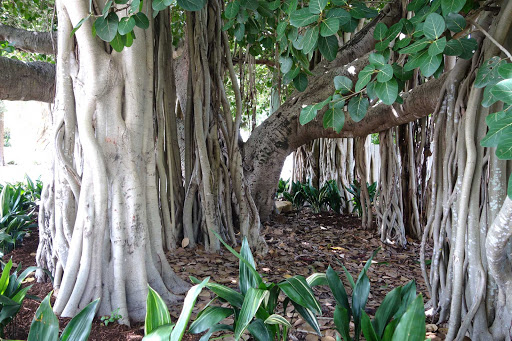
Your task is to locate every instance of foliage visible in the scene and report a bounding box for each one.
[101,308,122,326]
[301,180,343,213]
[276,178,290,199]
[3,128,11,148]
[282,181,306,210]
[345,180,377,217]
[0,177,42,257]
[27,292,98,341]
[479,57,512,198]
[190,234,322,341]
[143,278,209,341]
[317,249,425,341]
[0,259,37,337]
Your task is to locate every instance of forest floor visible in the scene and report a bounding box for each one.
[3,210,444,340]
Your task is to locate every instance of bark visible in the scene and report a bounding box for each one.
[0,24,56,55]
[0,107,4,166]
[0,56,55,102]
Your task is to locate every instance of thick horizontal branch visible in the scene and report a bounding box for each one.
[0,56,55,102]
[232,56,276,67]
[0,24,56,55]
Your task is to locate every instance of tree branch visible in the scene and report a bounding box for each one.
[0,56,55,102]
[0,24,56,55]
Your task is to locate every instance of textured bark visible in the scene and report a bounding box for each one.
[0,56,55,102]
[0,24,56,55]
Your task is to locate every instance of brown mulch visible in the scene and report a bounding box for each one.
[3,210,441,340]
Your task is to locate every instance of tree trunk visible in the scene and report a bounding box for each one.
[0,104,4,166]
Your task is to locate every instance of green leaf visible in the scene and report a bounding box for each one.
[234,288,268,340]
[333,306,351,341]
[445,13,466,32]
[310,0,327,14]
[334,76,353,94]
[70,15,91,37]
[153,0,168,11]
[377,64,394,83]
[318,35,338,61]
[133,12,150,29]
[482,84,499,108]
[102,0,113,17]
[314,96,333,110]
[189,307,234,334]
[446,37,477,59]
[234,23,245,41]
[95,12,119,42]
[225,1,240,19]
[441,0,466,16]
[355,65,376,92]
[423,13,445,40]
[398,38,429,54]
[248,319,272,341]
[143,325,174,341]
[60,299,100,341]
[350,2,378,19]
[299,105,318,125]
[292,302,322,336]
[279,276,321,314]
[429,37,446,56]
[375,78,398,105]
[348,95,369,122]
[27,293,59,341]
[491,79,512,104]
[0,259,12,295]
[306,273,328,287]
[373,287,402,337]
[239,237,259,295]
[475,57,504,88]
[321,18,339,37]
[323,108,345,133]
[407,0,428,12]
[326,266,350,314]
[326,8,351,26]
[265,314,292,328]
[499,63,512,79]
[290,8,319,27]
[419,53,442,77]
[394,281,417,319]
[145,286,172,335]
[302,26,319,54]
[294,72,309,92]
[369,53,386,67]
[367,81,377,100]
[362,311,379,341]
[171,277,209,341]
[118,16,136,35]
[391,295,425,341]
[497,134,512,159]
[374,23,388,41]
[192,278,244,308]
[383,21,403,42]
[508,173,512,199]
[177,0,207,11]
[279,55,293,74]
[110,33,125,52]
[284,0,298,15]
[481,111,512,147]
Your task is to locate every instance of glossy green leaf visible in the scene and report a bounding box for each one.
[383,21,403,42]
[292,301,322,336]
[333,305,351,341]
[404,50,428,72]
[321,18,339,37]
[265,314,292,328]
[189,307,233,334]
[0,259,12,295]
[395,37,411,50]
[27,293,59,341]
[306,273,328,287]
[323,108,345,133]
[318,35,338,61]
[102,0,113,17]
[369,53,386,67]
[419,53,442,77]
[191,278,244,308]
[373,287,402,337]
[170,277,209,341]
[133,12,150,29]
[143,325,174,341]
[145,286,172,335]
[299,105,318,125]
[482,84,499,108]
[314,96,333,110]
[225,1,240,19]
[290,8,319,27]
[234,288,268,340]
[326,8,351,26]
[234,23,245,41]
[118,16,135,35]
[362,311,379,341]
[391,295,425,341]
[377,64,394,82]
[355,65,376,92]
[441,0,465,16]
[475,57,504,88]
[294,72,309,92]
[177,0,207,11]
[110,33,125,52]
[445,13,466,32]
[70,15,91,37]
[481,111,512,147]
[248,319,272,341]
[423,13,445,40]
[350,2,378,19]
[492,79,512,104]
[239,237,259,295]
[352,269,370,337]
[497,133,512,159]
[326,266,350,313]
[375,78,398,105]
[348,95,369,122]
[429,37,446,56]
[398,38,429,55]
[60,299,100,341]
[95,12,119,42]
[334,76,353,94]
[279,276,321,314]
[153,0,168,11]
[374,22,388,41]
[367,81,377,100]
[279,55,293,74]
[284,0,298,15]
[302,26,319,54]
[394,281,417,319]
[310,0,327,14]
[499,63,512,79]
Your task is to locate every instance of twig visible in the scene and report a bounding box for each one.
[469,19,512,60]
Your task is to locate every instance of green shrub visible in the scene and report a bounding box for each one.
[282,181,306,210]
[346,180,377,217]
[276,179,290,199]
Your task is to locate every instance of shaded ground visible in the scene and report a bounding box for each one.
[3,210,441,340]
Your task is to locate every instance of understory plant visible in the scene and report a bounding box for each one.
[320,249,425,341]
[346,180,377,217]
[0,259,37,337]
[283,180,343,213]
[189,233,322,341]
[276,179,290,199]
[282,181,306,210]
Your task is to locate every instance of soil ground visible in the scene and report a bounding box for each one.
[3,210,443,340]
